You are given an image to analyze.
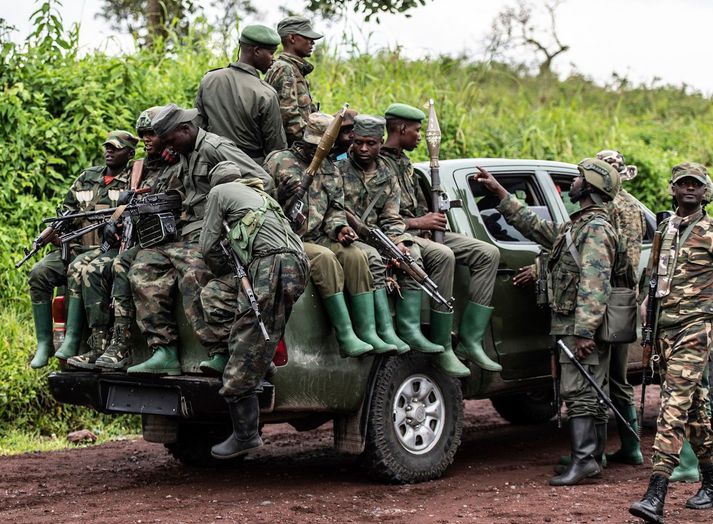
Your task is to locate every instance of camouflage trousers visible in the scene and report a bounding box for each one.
[200,251,308,398]
[28,245,93,303]
[128,239,218,350]
[558,335,611,423]
[411,232,499,312]
[111,247,141,320]
[609,342,635,411]
[75,247,120,328]
[653,321,713,476]
[305,240,373,297]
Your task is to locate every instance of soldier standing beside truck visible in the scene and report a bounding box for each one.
[477,159,621,487]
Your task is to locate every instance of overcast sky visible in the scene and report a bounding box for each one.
[4,0,713,95]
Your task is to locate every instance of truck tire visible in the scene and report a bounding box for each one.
[362,353,463,484]
[165,421,239,467]
[490,390,557,425]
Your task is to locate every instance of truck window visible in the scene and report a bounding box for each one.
[467,173,551,244]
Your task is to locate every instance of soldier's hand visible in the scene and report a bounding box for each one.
[48,231,62,247]
[640,296,649,326]
[276,178,302,205]
[574,337,596,359]
[512,265,536,287]
[416,212,447,231]
[396,242,410,256]
[337,226,358,246]
[474,166,509,200]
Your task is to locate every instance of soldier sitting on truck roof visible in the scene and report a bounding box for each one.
[382,102,502,378]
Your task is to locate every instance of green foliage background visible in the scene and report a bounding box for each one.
[1,2,712,448]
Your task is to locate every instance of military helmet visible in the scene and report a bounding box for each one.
[596,149,638,181]
[135,106,164,134]
[577,158,620,201]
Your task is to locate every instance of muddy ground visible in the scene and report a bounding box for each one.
[0,385,707,523]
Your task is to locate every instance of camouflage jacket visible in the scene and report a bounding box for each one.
[380,147,430,228]
[607,188,646,272]
[140,156,184,195]
[337,152,409,244]
[264,53,316,145]
[195,62,287,164]
[499,194,617,339]
[657,212,713,330]
[264,143,346,243]
[180,128,274,238]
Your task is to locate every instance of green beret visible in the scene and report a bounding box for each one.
[353,115,385,138]
[671,162,709,185]
[151,103,199,137]
[276,16,323,40]
[384,103,425,122]
[103,130,138,150]
[239,24,280,47]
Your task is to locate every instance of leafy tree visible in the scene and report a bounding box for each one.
[305,0,429,22]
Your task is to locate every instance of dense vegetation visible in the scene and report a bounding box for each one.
[1,2,712,449]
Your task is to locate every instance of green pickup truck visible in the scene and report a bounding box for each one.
[48,158,656,484]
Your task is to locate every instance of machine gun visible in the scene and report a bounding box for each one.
[285,103,349,228]
[221,221,270,342]
[367,227,453,311]
[15,209,74,268]
[639,230,663,428]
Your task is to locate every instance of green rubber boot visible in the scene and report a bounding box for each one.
[395,289,444,354]
[373,288,409,354]
[54,296,84,361]
[454,302,502,372]
[127,346,181,376]
[430,310,470,378]
[323,292,374,357]
[30,302,53,369]
[199,353,229,376]
[349,291,395,355]
[670,440,700,483]
[606,404,644,465]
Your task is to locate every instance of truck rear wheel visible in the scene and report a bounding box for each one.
[362,354,463,483]
[165,421,239,467]
[490,390,557,425]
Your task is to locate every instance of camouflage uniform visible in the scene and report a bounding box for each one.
[195,62,287,164]
[498,194,617,420]
[652,211,713,476]
[199,180,307,398]
[265,143,372,296]
[264,53,316,145]
[383,146,499,311]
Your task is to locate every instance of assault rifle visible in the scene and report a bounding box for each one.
[367,227,453,311]
[221,221,270,341]
[640,230,663,428]
[15,209,74,268]
[285,103,349,228]
[557,339,639,440]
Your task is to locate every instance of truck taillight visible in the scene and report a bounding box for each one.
[52,295,66,350]
[272,339,288,367]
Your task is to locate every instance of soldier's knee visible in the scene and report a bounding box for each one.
[482,243,500,265]
[337,245,369,269]
[28,262,48,287]
[431,243,456,266]
[309,248,340,274]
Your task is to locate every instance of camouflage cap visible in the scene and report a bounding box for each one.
[671,162,709,185]
[353,114,386,138]
[303,112,334,145]
[239,24,280,47]
[151,103,199,137]
[276,16,323,40]
[338,108,359,127]
[384,103,426,122]
[136,106,164,133]
[596,149,638,181]
[103,130,138,150]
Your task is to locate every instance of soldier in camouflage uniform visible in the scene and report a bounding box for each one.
[477,159,621,487]
[630,163,713,524]
[195,24,287,164]
[50,131,137,365]
[126,104,273,376]
[265,16,322,145]
[267,112,395,357]
[338,115,441,354]
[383,103,501,378]
[199,161,308,459]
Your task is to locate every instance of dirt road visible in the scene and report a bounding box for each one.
[0,385,707,523]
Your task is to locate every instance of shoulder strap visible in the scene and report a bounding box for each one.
[564,229,581,269]
[361,185,387,223]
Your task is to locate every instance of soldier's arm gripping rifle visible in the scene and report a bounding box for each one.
[15,208,74,268]
[639,230,663,428]
[285,103,349,228]
[221,221,270,342]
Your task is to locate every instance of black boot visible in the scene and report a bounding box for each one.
[686,462,713,509]
[550,416,600,486]
[211,394,263,459]
[629,474,668,523]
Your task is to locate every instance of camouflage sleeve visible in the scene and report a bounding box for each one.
[497,193,562,248]
[619,192,645,270]
[199,189,230,277]
[269,66,304,143]
[573,221,615,339]
[62,177,81,213]
[261,92,288,155]
[323,172,347,241]
[214,142,275,196]
[378,179,409,243]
